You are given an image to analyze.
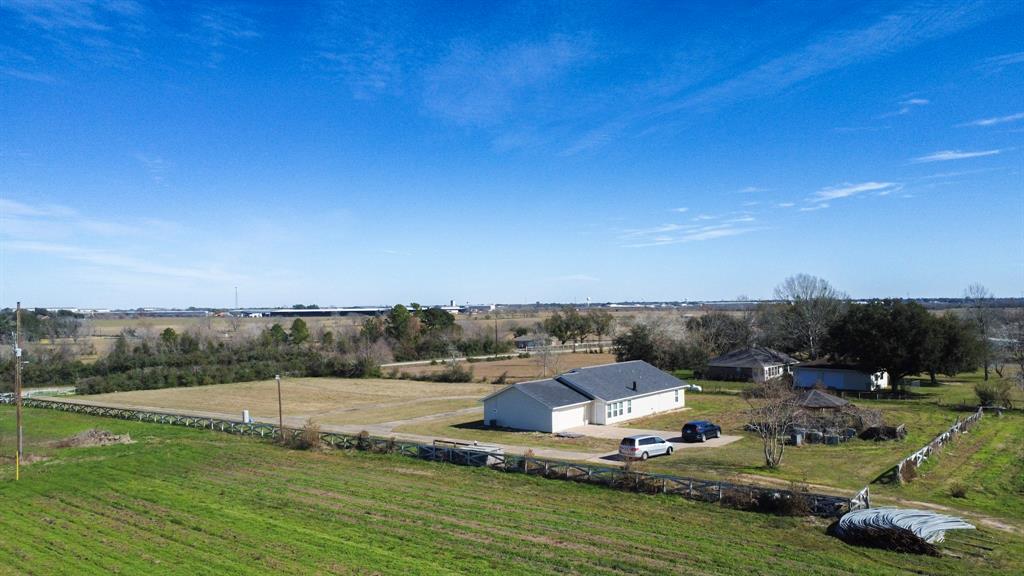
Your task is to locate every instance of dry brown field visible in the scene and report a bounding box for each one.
[389,352,618,383]
[74,377,495,427]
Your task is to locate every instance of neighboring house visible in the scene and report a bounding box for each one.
[513,334,550,350]
[482,360,687,433]
[793,361,889,392]
[704,347,800,383]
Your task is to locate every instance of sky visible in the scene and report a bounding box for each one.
[1,1,1022,309]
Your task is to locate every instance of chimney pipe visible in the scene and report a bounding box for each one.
[631,381,637,391]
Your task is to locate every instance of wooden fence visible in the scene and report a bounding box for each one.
[874,407,984,484]
[3,396,855,517]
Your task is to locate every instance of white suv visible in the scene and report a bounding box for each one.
[618,435,673,460]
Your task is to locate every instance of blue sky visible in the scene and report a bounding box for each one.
[1,1,1022,308]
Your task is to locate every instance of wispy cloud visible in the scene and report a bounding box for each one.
[560,2,1008,154]
[737,186,768,193]
[671,207,689,213]
[134,153,171,186]
[423,34,593,126]
[1,67,58,84]
[2,0,147,68]
[979,51,1024,72]
[813,181,900,202]
[5,240,240,283]
[0,198,76,218]
[624,223,761,247]
[881,97,929,117]
[1,0,142,31]
[778,202,795,208]
[312,1,415,99]
[911,149,1002,163]
[188,4,261,68]
[692,214,717,221]
[959,112,1024,127]
[620,223,693,238]
[799,203,829,212]
[684,2,1004,107]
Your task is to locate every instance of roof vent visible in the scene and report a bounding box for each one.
[631,381,637,391]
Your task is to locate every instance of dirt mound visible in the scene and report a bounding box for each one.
[55,429,133,448]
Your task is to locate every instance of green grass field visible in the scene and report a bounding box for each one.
[2,406,1021,575]
[625,390,978,490]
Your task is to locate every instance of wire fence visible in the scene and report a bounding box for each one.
[3,396,856,517]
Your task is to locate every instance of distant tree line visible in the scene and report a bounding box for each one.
[369,304,514,362]
[613,274,1012,392]
[1,319,378,394]
[0,308,85,344]
[1,306,518,393]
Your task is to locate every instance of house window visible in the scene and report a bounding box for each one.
[674,390,679,402]
[627,400,632,414]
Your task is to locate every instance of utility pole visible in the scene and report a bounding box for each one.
[14,302,23,481]
[234,286,238,310]
[275,374,284,444]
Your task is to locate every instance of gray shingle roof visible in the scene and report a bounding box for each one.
[797,389,850,409]
[556,360,686,402]
[707,347,799,369]
[511,378,591,409]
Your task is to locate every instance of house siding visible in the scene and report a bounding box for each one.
[793,368,889,392]
[483,387,560,432]
[599,388,684,425]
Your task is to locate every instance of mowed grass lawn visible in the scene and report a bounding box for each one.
[873,410,1024,521]
[395,412,621,453]
[627,380,1016,495]
[1,407,1021,575]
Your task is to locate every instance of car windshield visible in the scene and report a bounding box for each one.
[620,438,637,446]
[683,424,697,432]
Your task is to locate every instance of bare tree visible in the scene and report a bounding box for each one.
[1005,309,1024,391]
[773,274,847,359]
[532,337,561,377]
[743,380,799,469]
[964,283,996,381]
[586,309,615,352]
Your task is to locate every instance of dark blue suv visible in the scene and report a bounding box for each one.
[681,420,721,442]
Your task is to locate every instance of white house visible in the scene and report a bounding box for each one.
[793,362,889,392]
[481,360,687,433]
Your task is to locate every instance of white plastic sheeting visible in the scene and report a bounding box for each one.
[836,507,975,543]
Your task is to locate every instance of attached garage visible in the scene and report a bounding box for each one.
[483,379,590,433]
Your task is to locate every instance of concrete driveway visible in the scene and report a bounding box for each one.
[566,424,743,463]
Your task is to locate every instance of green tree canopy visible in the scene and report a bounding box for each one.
[613,324,661,366]
[827,299,933,392]
[290,318,310,345]
[419,308,455,333]
[923,313,982,384]
[386,304,415,341]
[159,327,178,347]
